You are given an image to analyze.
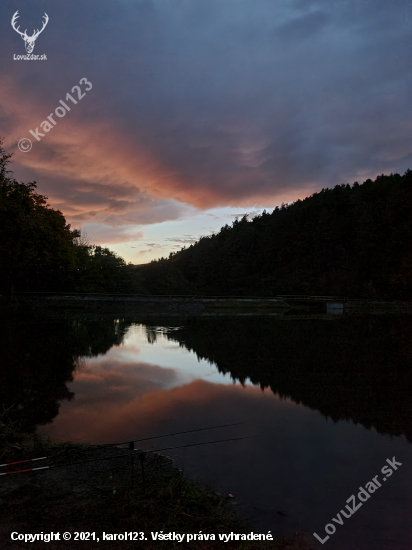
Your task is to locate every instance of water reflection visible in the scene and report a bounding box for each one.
[164,316,412,442]
[1,315,411,549]
[0,318,130,433]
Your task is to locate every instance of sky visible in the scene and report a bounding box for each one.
[1,0,412,263]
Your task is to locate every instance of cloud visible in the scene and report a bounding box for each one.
[142,243,164,248]
[2,0,412,240]
[136,242,166,255]
[81,224,144,245]
[0,76,196,228]
[45,376,267,444]
[68,359,182,407]
[276,10,330,42]
[164,235,197,244]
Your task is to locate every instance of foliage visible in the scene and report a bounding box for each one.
[136,258,194,295]
[0,141,80,293]
[72,245,147,294]
[0,140,147,295]
[139,172,412,299]
[2,135,411,298]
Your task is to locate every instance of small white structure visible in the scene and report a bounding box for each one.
[327,302,344,315]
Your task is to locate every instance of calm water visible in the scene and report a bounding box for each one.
[2,315,411,549]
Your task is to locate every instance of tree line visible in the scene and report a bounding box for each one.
[139,170,412,299]
[2,137,411,299]
[0,140,146,295]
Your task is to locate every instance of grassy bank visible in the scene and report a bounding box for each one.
[0,420,313,550]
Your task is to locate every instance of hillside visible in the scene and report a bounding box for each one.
[138,171,412,299]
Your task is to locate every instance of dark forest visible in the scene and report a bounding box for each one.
[1,139,411,299]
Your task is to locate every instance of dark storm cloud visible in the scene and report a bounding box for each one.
[1,0,412,224]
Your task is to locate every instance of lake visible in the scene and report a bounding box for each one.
[2,313,411,549]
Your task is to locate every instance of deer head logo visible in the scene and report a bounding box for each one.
[11,11,49,54]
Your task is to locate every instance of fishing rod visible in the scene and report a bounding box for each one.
[145,436,256,455]
[0,422,242,470]
[109,422,243,447]
[0,436,255,476]
[0,456,48,469]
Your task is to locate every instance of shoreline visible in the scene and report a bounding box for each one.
[2,293,411,320]
[0,435,313,549]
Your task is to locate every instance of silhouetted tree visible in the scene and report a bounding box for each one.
[0,139,80,294]
[138,171,412,299]
[0,140,147,295]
